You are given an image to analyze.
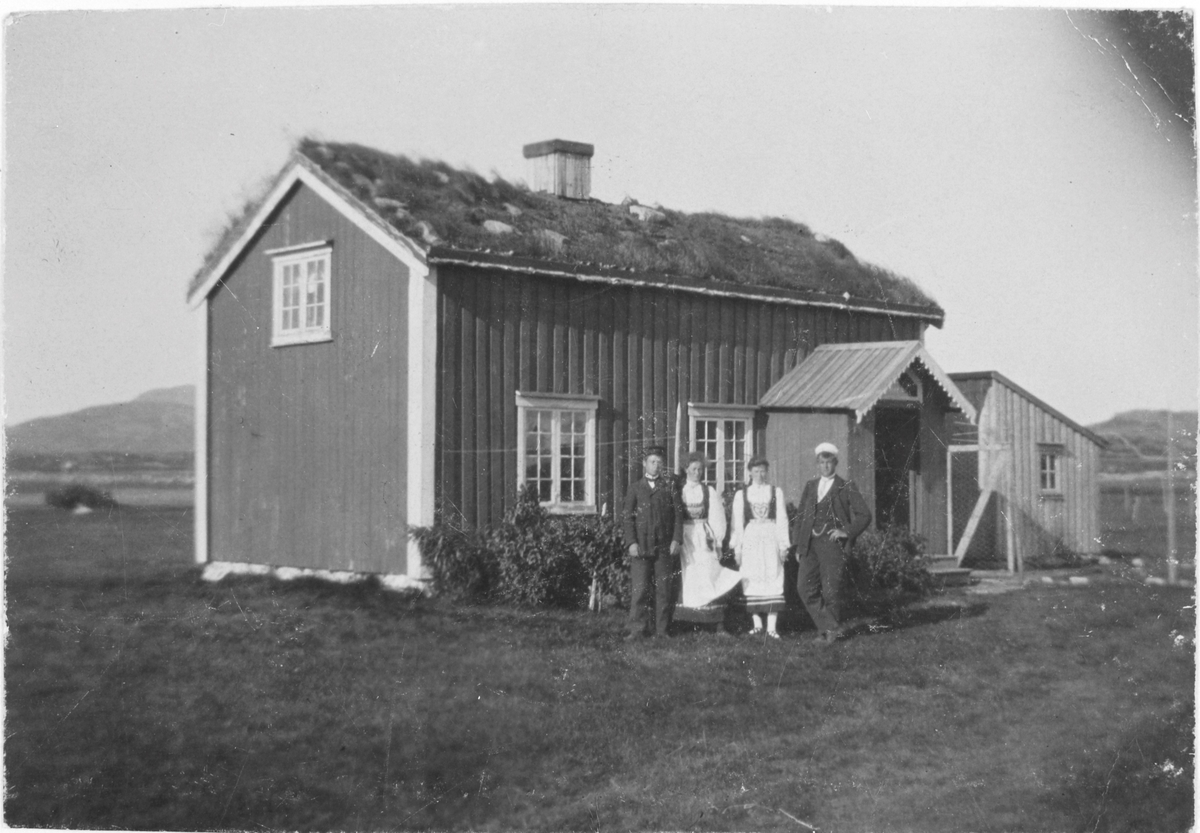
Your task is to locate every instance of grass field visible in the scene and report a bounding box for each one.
[1100,480,1196,571]
[5,505,1194,832]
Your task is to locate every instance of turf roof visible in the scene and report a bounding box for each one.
[195,138,941,315]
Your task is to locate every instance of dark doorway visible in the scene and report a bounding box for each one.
[950,448,1000,565]
[875,408,920,529]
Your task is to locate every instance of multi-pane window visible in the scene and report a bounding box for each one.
[688,405,754,492]
[272,245,332,346]
[516,393,598,512]
[1039,450,1061,493]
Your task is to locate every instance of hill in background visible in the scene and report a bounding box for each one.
[1088,409,1197,474]
[7,386,195,464]
[6,389,1194,478]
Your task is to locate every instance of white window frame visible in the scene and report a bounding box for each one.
[687,403,756,493]
[515,392,599,514]
[1038,446,1063,494]
[269,241,333,347]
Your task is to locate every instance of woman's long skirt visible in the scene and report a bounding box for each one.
[674,521,742,623]
[739,519,786,614]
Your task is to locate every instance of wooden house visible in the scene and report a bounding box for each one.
[948,371,1105,567]
[186,138,977,583]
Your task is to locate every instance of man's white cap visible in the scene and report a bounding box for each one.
[815,442,839,457]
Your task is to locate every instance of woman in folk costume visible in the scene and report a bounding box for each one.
[730,456,791,639]
[674,451,742,626]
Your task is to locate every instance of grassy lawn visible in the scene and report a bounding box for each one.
[5,506,1194,832]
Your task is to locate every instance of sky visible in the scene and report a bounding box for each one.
[4,4,1197,429]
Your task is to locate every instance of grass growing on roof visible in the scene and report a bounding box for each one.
[301,138,937,308]
[190,138,939,311]
[6,506,1193,832]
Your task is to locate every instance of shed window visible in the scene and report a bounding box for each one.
[688,404,755,493]
[1039,450,1061,493]
[516,393,598,513]
[271,244,332,346]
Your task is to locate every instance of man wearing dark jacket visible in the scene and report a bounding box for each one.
[622,446,683,639]
[790,442,872,645]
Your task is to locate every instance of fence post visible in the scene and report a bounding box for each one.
[1166,411,1177,585]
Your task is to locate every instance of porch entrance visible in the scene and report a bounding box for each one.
[874,407,920,530]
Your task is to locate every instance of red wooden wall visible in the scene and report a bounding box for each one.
[207,183,410,573]
[435,263,926,528]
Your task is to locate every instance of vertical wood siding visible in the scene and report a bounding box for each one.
[974,378,1101,557]
[435,265,923,528]
[765,411,861,512]
[919,392,951,552]
[208,184,409,573]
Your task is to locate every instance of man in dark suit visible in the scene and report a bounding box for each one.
[790,442,872,645]
[622,446,683,639]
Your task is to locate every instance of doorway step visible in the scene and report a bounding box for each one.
[923,555,973,587]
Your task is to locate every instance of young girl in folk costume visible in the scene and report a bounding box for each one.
[730,456,791,638]
[674,451,742,627]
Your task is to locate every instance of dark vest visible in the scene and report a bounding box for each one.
[684,484,710,520]
[812,484,840,533]
[742,486,777,524]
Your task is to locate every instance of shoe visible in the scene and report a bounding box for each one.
[749,627,763,636]
[766,631,780,640]
[624,631,647,642]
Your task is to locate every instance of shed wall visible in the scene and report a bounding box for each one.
[976,381,1101,556]
[207,183,410,572]
[435,264,923,528]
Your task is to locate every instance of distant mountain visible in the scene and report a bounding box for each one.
[133,385,195,407]
[1088,409,1197,473]
[7,386,195,456]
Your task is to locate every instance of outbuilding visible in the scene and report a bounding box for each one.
[947,371,1105,568]
[186,138,976,583]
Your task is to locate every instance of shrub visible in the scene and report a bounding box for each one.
[408,524,495,602]
[44,484,118,512]
[411,485,629,609]
[562,512,630,609]
[847,525,935,596]
[489,489,590,609]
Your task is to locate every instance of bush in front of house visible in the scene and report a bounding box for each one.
[846,525,935,596]
[412,484,629,609]
[44,484,119,512]
[409,523,496,602]
[564,510,631,609]
[488,488,591,609]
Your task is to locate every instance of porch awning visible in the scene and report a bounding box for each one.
[759,340,977,423]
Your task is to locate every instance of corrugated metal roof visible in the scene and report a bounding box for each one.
[760,341,977,423]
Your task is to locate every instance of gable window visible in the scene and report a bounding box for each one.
[516,392,599,513]
[1039,447,1062,494]
[688,403,755,493]
[270,242,332,346]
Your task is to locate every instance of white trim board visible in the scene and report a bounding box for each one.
[406,262,438,578]
[194,303,209,565]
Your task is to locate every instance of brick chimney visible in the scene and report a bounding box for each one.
[523,139,593,199]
